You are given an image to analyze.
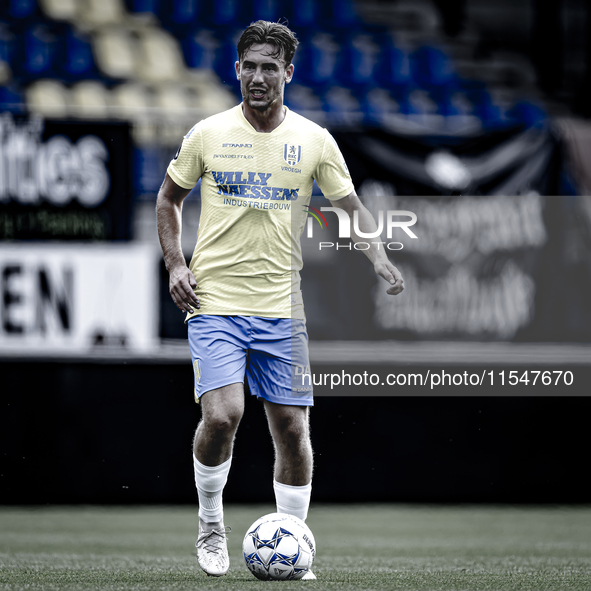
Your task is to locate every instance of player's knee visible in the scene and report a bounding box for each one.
[275,416,309,450]
[206,407,242,435]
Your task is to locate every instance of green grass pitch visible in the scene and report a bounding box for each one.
[1,504,590,590]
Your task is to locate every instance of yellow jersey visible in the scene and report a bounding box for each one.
[167,104,354,320]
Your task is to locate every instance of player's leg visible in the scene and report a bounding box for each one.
[246,317,314,522]
[193,383,244,528]
[188,315,249,576]
[247,317,317,579]
[263,401,313,521]
[192,384,243,576]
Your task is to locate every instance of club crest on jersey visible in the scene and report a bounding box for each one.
[283,143,302,166]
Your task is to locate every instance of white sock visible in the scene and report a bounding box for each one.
[193,454,232,524]
[273,480,312,521]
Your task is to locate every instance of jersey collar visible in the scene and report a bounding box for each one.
[234,103,291,135]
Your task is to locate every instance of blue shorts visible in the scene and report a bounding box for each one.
[188,315,313,406]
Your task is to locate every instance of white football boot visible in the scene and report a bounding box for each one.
[196,524,231,576]
[301,570,317,580]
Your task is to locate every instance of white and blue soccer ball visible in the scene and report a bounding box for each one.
[242,512,316,580]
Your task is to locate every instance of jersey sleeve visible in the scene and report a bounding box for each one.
[166,122,204,189]
[313,130,355,200]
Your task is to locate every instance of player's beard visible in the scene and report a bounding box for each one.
[241,81,282,113]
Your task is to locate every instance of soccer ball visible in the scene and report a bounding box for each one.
[242,512,316,580]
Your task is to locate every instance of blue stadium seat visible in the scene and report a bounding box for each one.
[209,0,244,27]
[62,27,98,80]
[252,0,282,23]
[20,23,62,78]
[394,87,426,116]
[0,84,25,112]
[410,45,456,89]
[215,30,241,86]
[375,37,412,90]
[284,0,319,29]
[125,0,159,15]
[321,0,359,30]
[361,87,402,125]
[0,21,18,69]
[506,100,546,127]
[183,28,220,70]
[157,0,202,35]
[0,0,39,22]
[171,0,200,25]
[295,31,341,89]
[284,83,323,113]
[465,89,503,128]
[322,85,362,126]
[337,33,380,91]
[429,87,462,117]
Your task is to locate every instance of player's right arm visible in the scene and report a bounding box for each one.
[156,173,200,314]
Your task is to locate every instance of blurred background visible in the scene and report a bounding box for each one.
[1,0,590,505]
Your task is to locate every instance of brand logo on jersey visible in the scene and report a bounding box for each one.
[212,171,299,201]
[222,143,252,148]
[284,144,302,166]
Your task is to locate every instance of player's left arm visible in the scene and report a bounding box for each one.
[328,191,404,296]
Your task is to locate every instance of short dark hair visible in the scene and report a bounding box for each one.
[237,20,299,66]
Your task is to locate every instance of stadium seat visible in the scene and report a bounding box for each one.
[38,0,77,22]
[214,29,241,86]
[70,79,111,118]
[296,31,340,89]
[410,45,457,89]
[208,0,243,27]
[506,100,546,127]
[126,0,158,14]
[61,27,98,79]
[465,88,503,128]
[112,81,152,119]
[20,23,62,78]
[361,87,403,125]
[251,0,281,23]
[26,78,69,117]
[428,87,483,133]
[154,85,192,116]
[93,28,137,79]
[321,0,359,30]
[322,85,362,126]
[183,71,236,112]
[0,0,39,23]
[284,83,323,113]
[0,84,25,112]
[403,86,439,119]
[0,21,18,71]
[171,0,200,24]
[337,33,381,90]
[0,58,11,85]
[283,0,318,30]
[76,0,128,28]
[157,0,201,34]
[375,35,412,90]
[183,28,220,70]
[136,27,186,83]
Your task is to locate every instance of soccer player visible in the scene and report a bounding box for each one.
[156,20,404,578]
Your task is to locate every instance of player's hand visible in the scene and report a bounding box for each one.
[169,265,200,313]
[374,260,404,296]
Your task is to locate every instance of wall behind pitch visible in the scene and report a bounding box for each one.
[1,361,590,504]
